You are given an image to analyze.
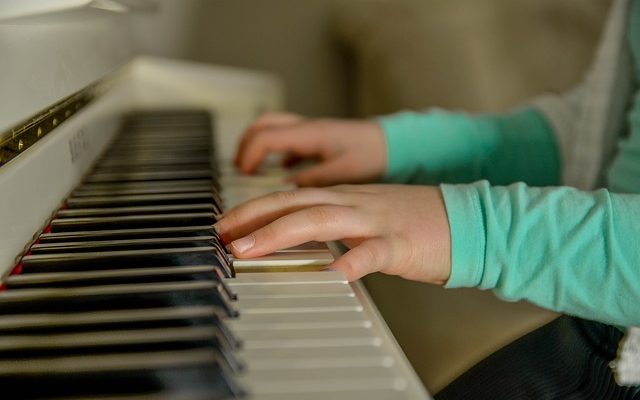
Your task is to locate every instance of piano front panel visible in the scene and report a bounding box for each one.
[0,109,430,399]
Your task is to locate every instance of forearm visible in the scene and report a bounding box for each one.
[441,181,640,327]
[380,107,560,186]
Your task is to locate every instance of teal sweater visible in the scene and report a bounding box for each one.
[379,3,640,328]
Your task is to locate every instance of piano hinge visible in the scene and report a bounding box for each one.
[0,87,95,168]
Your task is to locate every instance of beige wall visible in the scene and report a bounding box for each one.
[189,0,351,117]
[132,0,610,118]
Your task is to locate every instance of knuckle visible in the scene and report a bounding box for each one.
[272,189,298,204]
[365,241,388,267]
[296,187,325,199]
[330,184,356,192]
[223,209,242,227]
[256,222,278,242]
[307,206,339,228]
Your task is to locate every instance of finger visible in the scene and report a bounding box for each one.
[289,157,357,187]
[251,112,303,130]
[237,123,331,174]
[214,188,341,242]
[328,183,389,194]
[329,237,392,281]
[228,205,372,258]
[234,113,303,168]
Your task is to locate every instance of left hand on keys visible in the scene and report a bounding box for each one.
[214,185,452,284]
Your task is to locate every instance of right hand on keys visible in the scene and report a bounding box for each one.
[215,184,452,284]
[234,112,387,187]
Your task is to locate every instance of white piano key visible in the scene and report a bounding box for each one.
[232,325,375,341]
[241,336,382,351]
[226,271,347,285]
[228,310,370,331]
[230,282,353,298]
[244,354,395,370]
[231,251,334,268]
[234,296,362,314]
[238,366,408,394]
[238,343,388,359]
[250,390,412,400]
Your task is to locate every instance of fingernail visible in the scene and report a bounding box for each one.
[231,235,255,253]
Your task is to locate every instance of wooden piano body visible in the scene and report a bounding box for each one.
[0,2,430,399]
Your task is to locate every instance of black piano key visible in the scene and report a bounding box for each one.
[30,236,219,254]
[66,192,218,208]
[20,247,234,277]
[74,178,213,191]
[75,390,238,400]
[102,146,211,155]
[0,351,239,400]
[0,306,239,349]
[50,212,217,232]
[89,166,213,178]
[68,185,224,213]
[0,281,237,317]
[124,122,211,131]
[38,226,216,243]
[107,140,211,149]
[126,114,211,126]
[97,155,212,168]
[0,110,241,399]
[8,264,219,286]
[109,138,211,147]
[105,143,212,154]
[7,264,237,301]
[72,185,214,197]
[0,324,244,375]
[84,169,212,183]
[96,156,210,165]
[0,326,239,365]
[56,204,216,218]
[102,150,211,160]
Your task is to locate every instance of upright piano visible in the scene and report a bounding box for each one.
[0,2,430,399]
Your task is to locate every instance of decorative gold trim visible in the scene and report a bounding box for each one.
[0,87,95,168]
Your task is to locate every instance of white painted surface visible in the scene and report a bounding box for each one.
[0,8,134,133]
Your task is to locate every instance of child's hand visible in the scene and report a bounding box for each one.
[215,184,451,284]
[234,112,387,187]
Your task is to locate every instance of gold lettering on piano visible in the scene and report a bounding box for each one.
[0,86,94,168]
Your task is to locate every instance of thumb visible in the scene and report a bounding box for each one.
[329,237,392,281]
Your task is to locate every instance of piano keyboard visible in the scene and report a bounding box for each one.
[0,110,428,399]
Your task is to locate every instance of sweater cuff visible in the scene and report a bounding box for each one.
[440,182,487,288]
[379,112,436,183]
[379,110,457,183]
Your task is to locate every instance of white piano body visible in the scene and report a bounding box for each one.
[0,2,431,399]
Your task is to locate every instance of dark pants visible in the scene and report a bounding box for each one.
[436,316,640,400]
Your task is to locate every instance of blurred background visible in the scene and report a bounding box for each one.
[130,0,611,393]
[131,0,610,118]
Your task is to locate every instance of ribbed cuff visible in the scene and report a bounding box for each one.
[440,182,487,288]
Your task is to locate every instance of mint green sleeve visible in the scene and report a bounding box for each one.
[379,107,560,186]
[441,180,640,327]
